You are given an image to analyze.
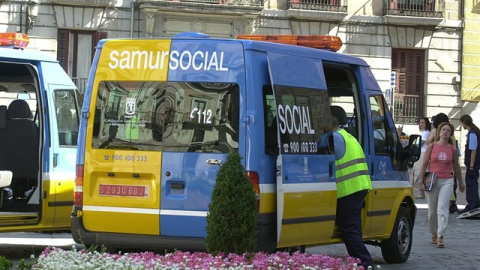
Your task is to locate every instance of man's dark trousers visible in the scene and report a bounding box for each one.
[336,189,372,268]
[465,168,480,210]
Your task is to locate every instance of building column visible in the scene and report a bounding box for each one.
[141,8,158,37]
[264,0,287,10]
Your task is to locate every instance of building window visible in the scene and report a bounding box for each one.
[288,0,347,12]
[391,49,425,124]
[57,29,107,93]
[384,0,442,17]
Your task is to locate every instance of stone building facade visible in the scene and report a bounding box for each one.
[0,0,479,157]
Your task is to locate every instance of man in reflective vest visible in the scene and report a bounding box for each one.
[329,115,373,269]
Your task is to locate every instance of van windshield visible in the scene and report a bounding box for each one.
[91,81,239,153]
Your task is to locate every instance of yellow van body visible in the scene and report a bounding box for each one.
[72,34,420,263]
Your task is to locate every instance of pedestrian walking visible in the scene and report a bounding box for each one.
[329,115,374,270]
[419,122,465,248]
[412,117,431,199]
[459,115,480,213]
[425,113,460,213]
[426,113,449,145]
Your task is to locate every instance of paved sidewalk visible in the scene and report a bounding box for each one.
[308,169,480,270]
[308,206,480,270]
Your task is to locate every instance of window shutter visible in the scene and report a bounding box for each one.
[392,49,425,124]
[57,29,70,73]
[93,32,108,57]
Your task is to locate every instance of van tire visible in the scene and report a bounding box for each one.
[380,206,412,263]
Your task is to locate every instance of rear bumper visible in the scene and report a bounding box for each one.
[71,211,277,252]
[71,215,206,251]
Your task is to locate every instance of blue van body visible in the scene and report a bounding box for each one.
[72,36,419,263]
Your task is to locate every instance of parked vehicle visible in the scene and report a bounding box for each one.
[72,33,421,263]
[0,33,81,232]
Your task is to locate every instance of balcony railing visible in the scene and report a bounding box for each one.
[72,77,88,94]
[288,0,348,12]
[393,94,424,124]
[384,0,443,18]
[164,0,264,6]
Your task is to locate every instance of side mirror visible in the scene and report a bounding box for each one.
[407,134,422,163]
[0,171,13,188]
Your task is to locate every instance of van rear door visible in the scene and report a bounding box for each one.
[159,40,244,238]
[267,53,336,248]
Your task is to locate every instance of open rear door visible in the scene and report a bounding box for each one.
[267,53,337,248]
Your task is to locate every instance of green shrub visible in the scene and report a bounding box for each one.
[17,257,37,270]
[205,150,257,255]
[0,256,13,270]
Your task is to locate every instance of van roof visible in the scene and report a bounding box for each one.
[0,48,58,63]
[239,39,368,67]
[97,36,369,67]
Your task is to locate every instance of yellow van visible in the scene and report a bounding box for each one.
[72,33,421,263]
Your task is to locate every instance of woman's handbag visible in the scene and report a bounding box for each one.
[423,172,436,192]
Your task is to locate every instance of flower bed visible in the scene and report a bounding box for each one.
[32,247,363,270]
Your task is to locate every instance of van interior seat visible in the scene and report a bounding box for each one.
[3,100,39,198]
[7,99,33,119]
[330,105,356,138]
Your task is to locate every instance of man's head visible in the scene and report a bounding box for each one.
[460,115,473,128]
[433,113,449,128]
[331,116,340,130]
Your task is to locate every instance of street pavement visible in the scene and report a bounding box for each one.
[308,179,480,270]
[1,178,479,269]
[2,207,478,269]
[308,204,480,270]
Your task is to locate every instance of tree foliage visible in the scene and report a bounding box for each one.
[205,151,257,254]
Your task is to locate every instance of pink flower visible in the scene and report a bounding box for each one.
[37,247,361,269]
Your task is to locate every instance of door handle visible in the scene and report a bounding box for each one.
[53,153,58,168]
[206,159,221,166]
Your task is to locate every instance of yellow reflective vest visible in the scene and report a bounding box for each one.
[335,129,372,198]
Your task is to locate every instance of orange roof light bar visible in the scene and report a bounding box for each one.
[0,33,30,49]
[236,34,343,52]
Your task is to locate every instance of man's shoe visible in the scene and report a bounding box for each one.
[449,204,459,213]
[458,207,471,214]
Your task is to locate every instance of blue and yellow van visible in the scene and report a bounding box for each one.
[72,33,420,263]
[0,33,81,232]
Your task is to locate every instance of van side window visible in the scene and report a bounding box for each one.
[263,87,278,154]
[54,90,81,146]
[370,95,391,155]
[325,65,362,146]
[264,85,331,155]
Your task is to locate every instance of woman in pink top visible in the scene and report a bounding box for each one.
[418,122,465,248]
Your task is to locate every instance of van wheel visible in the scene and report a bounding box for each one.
[380,206,412,263]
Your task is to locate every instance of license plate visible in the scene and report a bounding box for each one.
[99,184,148,197]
